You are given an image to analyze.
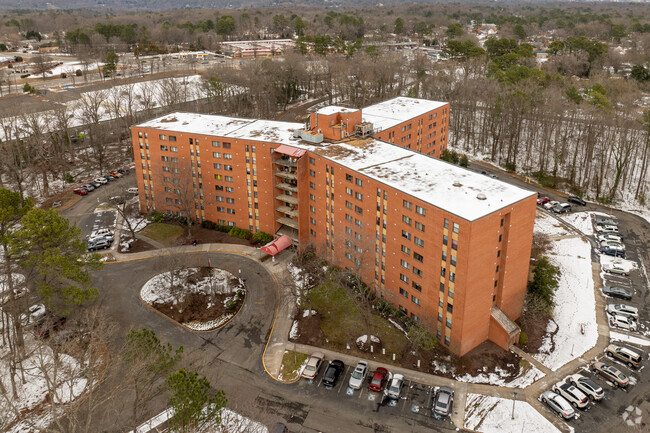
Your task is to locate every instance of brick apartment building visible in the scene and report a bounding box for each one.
[131,97,536,356]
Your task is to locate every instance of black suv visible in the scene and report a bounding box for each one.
[568,196,586,206]
[322,360,345,387]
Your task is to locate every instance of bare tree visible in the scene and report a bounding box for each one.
[31,54,53,80]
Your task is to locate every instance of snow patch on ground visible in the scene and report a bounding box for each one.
[290,320,299,339]
[184,313,234,331]
[534,237,597,371]
[464,394,562,433]
[558,211,609,236]
[534,212,569,237]
[388,318,407,335]
[455,364,545,389]
[302,309,316,317]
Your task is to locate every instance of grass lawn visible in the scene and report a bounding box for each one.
[308,281,411,362]
[279,351,308,382]
[139,223,184,245]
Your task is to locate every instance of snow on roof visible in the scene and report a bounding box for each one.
[135,112,533,221]
[315,106,359,115]
[362,96,448,130]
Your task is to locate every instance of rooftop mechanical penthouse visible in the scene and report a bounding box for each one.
[131,97,536,356]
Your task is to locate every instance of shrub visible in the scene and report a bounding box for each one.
[201,220,216,230]
[251,231,273,245]
[504,161,516,172]
[228,226,251,239]
[147,211,165,223]
[459,154,469,167]
[527,257,560,311]
[518,331,528,345]
[215,224,230,232]
[64,173,74,183]
[225,298,237,309]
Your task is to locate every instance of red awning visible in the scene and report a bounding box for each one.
[275,145,306,158]
[260,235,293,256]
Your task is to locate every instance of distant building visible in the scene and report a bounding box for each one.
[130,97,536,356]
[220,39,294,58]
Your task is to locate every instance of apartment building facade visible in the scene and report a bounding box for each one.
[131,97,536,356]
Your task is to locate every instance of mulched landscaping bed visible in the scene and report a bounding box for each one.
[121,238,155,254]
[176,225,254,247]
[153,291,244,324]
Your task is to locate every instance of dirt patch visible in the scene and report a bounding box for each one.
[517,308,553,355]
[178,226,253,246]
[289,311,324,346]
[122,238,155,254]
[153,291,244,324]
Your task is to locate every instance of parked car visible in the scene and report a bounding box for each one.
[595,224,618,233]
[606,304,639,320]
[597,233,623,243]
[609,314,637,332]
[94,177,108,185]
[87,237,111,252]
[552,203,571,214]
[108,171,122,178]
[103,175,114,182]
[301,352,324,380]
[433,386,454,419]
[348,361,368,390]
[591,362,629,387]
[602,286,632,300]
[34,315,66,339]
[539,390,576,420]
[606,344,641,369]
[73,187,88,195]
[600,240,625,251]
[91,228,114,240]
[322,360,345,387]
[368,367,388,392]
[127,187,139,194]
[386,373,404,399]
[568,196,586,206]
[90,181,102,189]
[544,200,560,210]
[82,184,95,192]
[551,382,589,409]
[595,217,618,226]
[567,374,604,401]
[537,196,551,206]
[602,263,630,276]
[600,245,625,258]
[25,303,47,324]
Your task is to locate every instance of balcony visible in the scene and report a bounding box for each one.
[276,194,298,205]
[276,205,298,218]
[274,158,297,168]
[275,182,298,194]
[275,170,297,181]
[277,216,299,230]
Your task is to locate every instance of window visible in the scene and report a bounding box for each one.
[400,274,409,284]
[159,134,167,140]
[403,200,412,210]
[215,185,224,191]
[346,174,353,182]
[355,205,363,214]
[499,234,503,242]
[226,187,234,193]
[226,198,235,204]
[161,156,169,161]
[443,235,448,246]
[225,176,233,182]
[451,239,458,251]
[416,205,426,216]
[413,267,422,277]
[160,145,168,151]
[310,182,316,189]
[170,147,178,152]
[224,154,232,160]
[414,252,423,262]
[441,267,446,278]
[355,219,362,228]
[356,178,363,187]
[227,209,235,214]
[399,288,408,298]
[444,336,450,346]
[310,217,316,224]
[440,282,445,292]
[403,215,412,225]
[355,192,363,201]
[401,259,410,270]
[223,142,231,149]
[309,169,316,177]
[346,200,353,209]
[213,152,221,158]
[309,157,315,164]
[444,218,449,229]
[401,230,411,240]
[415,221,425,232]
[171,157,178,163]
[138,132,143,138]
[414,237,424,247]
[450,255,457,266]
[412,281,422,291]
[401,245,410,255]
[212,141,220,147]
[216,196,224,202]
[446,318,452,329]
[449,289,454,299]
[411,313,419,321]
[411,295,421,306]
[346,187,353,196]
[453,223,459,234]
[224,165,233,171]
[497,250,501,258]
[217,206,225,212]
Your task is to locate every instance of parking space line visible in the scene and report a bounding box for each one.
[337,366,350,394]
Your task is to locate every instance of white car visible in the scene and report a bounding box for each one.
[567,374,604,401]
[24,304,47,324]
[544,200,560,210]
[600,240,625,251]
[386,373,404,399]
[91,228,114,239]
[94,177,108,185]
[609,314,637,331]
[595,224,618,233]
[126,187,139,194]
[606,304,639,320]
[597,233,623,243]
[551,382,589,409]
[348,360,368,390]
[602,263,629,276]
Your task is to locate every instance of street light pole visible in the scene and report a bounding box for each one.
[511,391,517,420]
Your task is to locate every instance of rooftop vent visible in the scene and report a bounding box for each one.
[453,180,462,187]
[477,193,487,200]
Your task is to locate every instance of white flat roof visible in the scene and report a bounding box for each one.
[135,111,533,221]
[362,96,448,131]
[315,106,359,115]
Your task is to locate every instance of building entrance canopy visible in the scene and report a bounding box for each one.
[260,235,293,256]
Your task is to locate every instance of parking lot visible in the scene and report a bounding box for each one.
[295,360,456,431]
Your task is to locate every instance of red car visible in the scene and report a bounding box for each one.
[368,367,389,392]
[537,196,550,205]
[74,187,88,195]
[34,315,66,339]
